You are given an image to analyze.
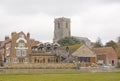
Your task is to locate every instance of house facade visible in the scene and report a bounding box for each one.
[0,31,118,67]
[92,47,118,66]
[72,45,96,67]
[0,41,5,66]
[30,42,60,63]
[0,31,60,64]
[4,32,33,63]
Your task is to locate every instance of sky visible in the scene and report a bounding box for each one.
[0,0,120,44]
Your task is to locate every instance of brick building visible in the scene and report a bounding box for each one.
[1,31,60,64]
[0,41,5,66]
[72,45,96,67]
[92,47,118,66]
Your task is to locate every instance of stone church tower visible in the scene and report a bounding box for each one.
[53,17,71,42]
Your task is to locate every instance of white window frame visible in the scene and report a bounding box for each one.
[18,42,25,47]
[6,49,10,56]
[6,57,10,63]
[24,58,29,63]
[13,58,19,63]
[16,50,21,57]
[22,50,27,57]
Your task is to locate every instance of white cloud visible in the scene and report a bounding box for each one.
[0,0,120,44]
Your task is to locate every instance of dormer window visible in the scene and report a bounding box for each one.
[18,42,25,47]
[18,40,25,47]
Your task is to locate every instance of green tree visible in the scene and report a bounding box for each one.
[117,36,120,43]
[94,37,103,48]
[105,40,117,49]
[57,37,81,46]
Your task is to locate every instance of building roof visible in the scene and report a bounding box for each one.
[30,53,55,56]
[92,47,115,55]
[72,45,96,57]
[92,47,118,59]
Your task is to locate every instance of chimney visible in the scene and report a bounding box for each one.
[27,32,30,38]
[11,32,16,39]
[5,36,9,41]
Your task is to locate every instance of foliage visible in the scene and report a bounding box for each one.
[105,39,120,58]
[60,44,82,49]
[115,45,120,58]
[57,37,81,46]
[0,72,120,81]
[117,36,120,43]
[105,40,117,49]
[94,38,103,48]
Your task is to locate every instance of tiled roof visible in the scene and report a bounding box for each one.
[92,47,115,55]
[72,45,96,57]
[92,47,118,59]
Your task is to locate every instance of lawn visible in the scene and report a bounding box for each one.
[0,72,120,81]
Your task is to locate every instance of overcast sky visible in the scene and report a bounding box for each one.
[0,0,120,44]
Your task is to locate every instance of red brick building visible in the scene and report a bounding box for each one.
[1,31,59,64]
[92,47,118,66]
[72,45,96,67]
[0,41,5,66]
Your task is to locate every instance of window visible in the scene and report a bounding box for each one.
[6,57,10,63]
[43,57,45,63]
[58,22,60,29]
[24,58,29,63]
[22,50,27,56]
[13,58,19,63]
[18,42,25,47]
[34,57,37,63]
[6,49,10,56]
[48,57,51,63]
[16,50,21,57]
[66,22,68,28]
[78,57,90,62]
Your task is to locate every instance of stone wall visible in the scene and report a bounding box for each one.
[4,63,76,69]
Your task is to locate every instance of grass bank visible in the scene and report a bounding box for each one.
[0,72,120,81]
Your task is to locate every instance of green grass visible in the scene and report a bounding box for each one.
[0,72,120,81]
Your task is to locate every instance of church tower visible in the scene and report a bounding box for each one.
[53,17,71,42]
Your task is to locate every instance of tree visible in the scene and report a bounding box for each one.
[105,40,117,49]
[94,37,103,48]
[117,36,120,43]
[57,37,81,46]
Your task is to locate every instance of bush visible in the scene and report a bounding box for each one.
[57,37,81,46]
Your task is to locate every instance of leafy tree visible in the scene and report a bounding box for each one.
[57,37,81,46]
[105,40,117,49]
[94,37,103,48]
[117,36,120,43]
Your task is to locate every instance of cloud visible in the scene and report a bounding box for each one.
[1,0,119,16]
[0,0,120,43]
